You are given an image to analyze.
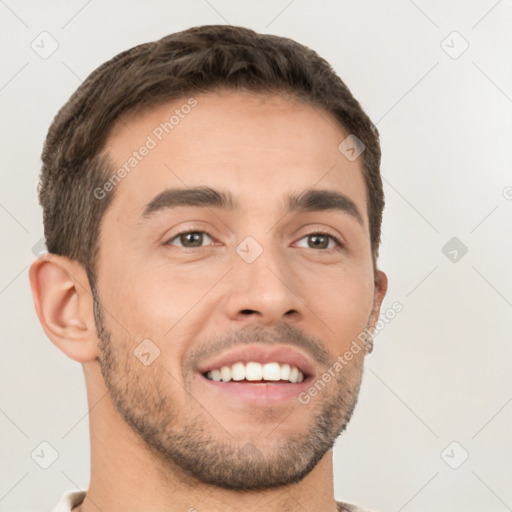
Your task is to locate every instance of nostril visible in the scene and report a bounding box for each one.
[241,309,257,315]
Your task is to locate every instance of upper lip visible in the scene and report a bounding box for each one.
[196,345,315,378]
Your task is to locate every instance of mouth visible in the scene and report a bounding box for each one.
[202,361,306,383]
[195,345,314,406]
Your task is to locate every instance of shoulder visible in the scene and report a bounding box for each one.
[50,490,86,512]
[336,500,375,512]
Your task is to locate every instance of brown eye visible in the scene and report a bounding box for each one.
[307,234,330,249]
[166,231,214,248]
[295,233,341,251]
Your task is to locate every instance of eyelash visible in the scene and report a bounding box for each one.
[165,228,344,252]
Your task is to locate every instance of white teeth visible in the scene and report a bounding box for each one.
[211,369,222,382]
[220,365,232,382]
[280,363,291,380]
[231,362,245,381]
[263,362,281,381]
[204,361,305,383]
[246,362,263,381]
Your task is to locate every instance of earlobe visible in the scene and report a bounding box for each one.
[29,255,98,363]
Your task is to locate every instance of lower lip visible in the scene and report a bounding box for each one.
[198,374,311,406]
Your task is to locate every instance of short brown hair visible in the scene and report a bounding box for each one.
[38,24,383,288]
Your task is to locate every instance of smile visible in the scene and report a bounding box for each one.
[196,344,314,405]
[203,361,305,383]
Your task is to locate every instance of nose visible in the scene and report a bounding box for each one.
[223,242,303,326]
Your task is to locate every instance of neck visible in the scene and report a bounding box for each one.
[76,363,339,512]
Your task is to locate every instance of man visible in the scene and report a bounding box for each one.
[29,24,387,512]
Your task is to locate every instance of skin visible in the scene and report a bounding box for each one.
[30,90,387,512]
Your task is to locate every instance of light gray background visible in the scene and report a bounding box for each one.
[1,1,511,511]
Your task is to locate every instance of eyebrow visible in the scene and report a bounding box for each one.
[141,186,364,225]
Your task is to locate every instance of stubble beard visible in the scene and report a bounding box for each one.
[93,295,364,491]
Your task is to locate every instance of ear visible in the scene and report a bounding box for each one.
[366,269,388,351]
[29,254,98,362]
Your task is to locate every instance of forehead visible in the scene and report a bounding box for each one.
[102,90,368,225]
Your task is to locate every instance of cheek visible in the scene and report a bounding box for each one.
[298,264,375,346]
[101,262,225,340]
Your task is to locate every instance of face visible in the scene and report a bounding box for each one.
[93,90,385,490]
